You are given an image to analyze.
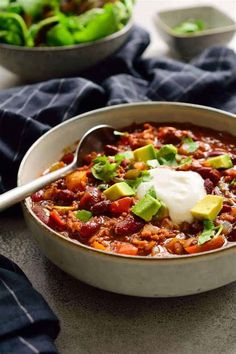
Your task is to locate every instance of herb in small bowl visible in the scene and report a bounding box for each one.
[173,18,205,35]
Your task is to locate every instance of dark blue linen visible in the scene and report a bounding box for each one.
[0,255,59,353]
[0,25,236,353]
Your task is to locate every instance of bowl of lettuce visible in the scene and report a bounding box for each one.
[0,0,134,81]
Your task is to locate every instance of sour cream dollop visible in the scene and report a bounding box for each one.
[136,168,206,224]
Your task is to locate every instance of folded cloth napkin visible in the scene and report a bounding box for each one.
[0,25,236,353]
[0,255,59,353]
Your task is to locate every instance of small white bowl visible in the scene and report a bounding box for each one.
[18,102,236,297]
[155,6,236,59]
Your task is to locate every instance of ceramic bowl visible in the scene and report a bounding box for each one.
[155,6,236,59]
[0,20,132,82]
[18,102,236,297]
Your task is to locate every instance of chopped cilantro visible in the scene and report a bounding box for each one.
[178,156,192,167]
[92,155,121,182]
[156,144,178,166]
[198,220,223,245]
[125,171,152,191]
[98,184,109,191]
[173,19,205,34]
[76,210,92,222]
[182,137,198,153]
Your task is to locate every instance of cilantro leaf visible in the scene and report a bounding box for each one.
[92,155,120,182]
[178,156,192,167]
[158,154,178,166]
[156,144,178,166]
[182,137,198,153]
[125,171,152,191]
[198,220,223,245]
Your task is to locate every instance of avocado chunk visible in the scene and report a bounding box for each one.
[132,194,161,222]
[103,182,134,201]
[206,154,233,169]
[156,144,177,158]
[155,201,169,220]
[191,195,223,220]
[133,144,156,162]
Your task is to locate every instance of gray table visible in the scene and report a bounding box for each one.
[1,208,236,354]
[1,1,236,353]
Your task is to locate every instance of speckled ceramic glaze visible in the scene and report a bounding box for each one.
[0,20,132,82]
[18,102,236,297]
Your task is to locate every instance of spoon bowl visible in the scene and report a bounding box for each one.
[0,124,115,212]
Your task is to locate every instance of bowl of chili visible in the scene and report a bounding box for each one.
[18,102,236,297]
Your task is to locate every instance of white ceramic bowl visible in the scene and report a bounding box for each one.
[18,102,236,297]
[0,20,132,82]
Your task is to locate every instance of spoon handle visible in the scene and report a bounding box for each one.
[0,163,75,212]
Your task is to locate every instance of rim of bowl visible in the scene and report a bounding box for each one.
[0,18,133,52]
[156,5,236,38]
[18,101,236,262]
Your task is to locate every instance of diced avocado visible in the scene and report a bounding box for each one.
[125,169,141,179]
[133,144,156,162]
[191,195,223,220]
[132,194,161,222]
[206,154,233,169]
[156,144,177,158]
[155,201,169,220]
[103,182,135,201]
[117,151,134,159]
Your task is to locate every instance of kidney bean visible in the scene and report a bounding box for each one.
[227,225,236,242]
[230,154,236,164]
[204,178,214,194]
[114,216,144,236]
[55,189,75,205]
[79,187,101,210]
[79,221,101,239]
[193,166,221,184]
[31,190,44,202]
[91,200,111,215]
[32,205,49,225]
[221,204,232,213]
[104,145,119,156]
[61,152,74,165]
[205,150,226,158]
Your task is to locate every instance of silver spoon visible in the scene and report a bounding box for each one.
[0,124,116,212]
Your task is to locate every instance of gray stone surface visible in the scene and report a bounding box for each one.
[0,1,235,353]
[0,209,236,354]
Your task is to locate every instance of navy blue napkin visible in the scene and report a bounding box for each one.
[0,25,236,353]
[0,255,59,353]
